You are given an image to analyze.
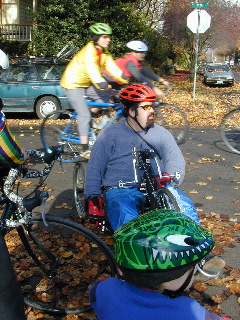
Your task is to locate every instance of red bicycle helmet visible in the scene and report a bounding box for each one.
[120,84,156,102]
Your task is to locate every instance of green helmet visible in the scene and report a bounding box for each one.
[114,210,214,273]
[89,23,112,35]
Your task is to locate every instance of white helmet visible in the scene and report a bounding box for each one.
[0,49,9,69]
[126,40,148,52]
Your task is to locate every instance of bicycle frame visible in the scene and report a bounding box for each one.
[118,144,180,212]
[59,101,123,145]
[0,176,58,278]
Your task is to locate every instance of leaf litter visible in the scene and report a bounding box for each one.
[5,73,240,319]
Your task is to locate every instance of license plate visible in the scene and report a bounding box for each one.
[217,80,223,84]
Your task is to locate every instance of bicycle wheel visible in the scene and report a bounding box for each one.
[6,215,115,315]
[220,108,240,154]
[155,187,181,211]
[155,103,188,144]
[41,110,83,162]
[73,161,87,220]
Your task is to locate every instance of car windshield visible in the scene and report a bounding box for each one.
[208,65,230,72]
[3,65,38,81]
[35,64,66,80]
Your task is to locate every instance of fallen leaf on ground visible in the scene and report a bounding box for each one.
[204,196,213,200]
[196,182,207,185]
[190,190,198,194]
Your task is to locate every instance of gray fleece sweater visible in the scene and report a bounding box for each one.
[84,120,185,198]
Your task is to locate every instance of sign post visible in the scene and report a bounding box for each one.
[187,4,211,99]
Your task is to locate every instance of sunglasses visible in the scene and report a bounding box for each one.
[101,35,111,39]
[139,105,155,111]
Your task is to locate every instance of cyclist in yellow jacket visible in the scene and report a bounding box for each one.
[60,23,128,153]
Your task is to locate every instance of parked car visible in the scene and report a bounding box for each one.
[203,63,234,86]
[0,57,72,119]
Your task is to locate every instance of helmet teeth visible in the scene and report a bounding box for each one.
[196,246,202,252]
[152,248,159,261]
[162,250,167,262]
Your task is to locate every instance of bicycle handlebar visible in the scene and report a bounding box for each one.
[2,147,63,228]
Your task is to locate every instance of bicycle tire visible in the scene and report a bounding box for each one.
[155,187,181,211]
[73,161,87,221]
[6,215,115,315]
[220,108,240,154]
[41,110,83,162]
[155,103,188,144]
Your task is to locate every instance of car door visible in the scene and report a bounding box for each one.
[0,64,40,113]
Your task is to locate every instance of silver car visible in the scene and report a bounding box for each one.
[203,63,234,86]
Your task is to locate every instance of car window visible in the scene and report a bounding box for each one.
[207,65,230,73]
[7,65,37,81]
[0,69,8,81]
[218,66,229,72]
[36,64,66,80]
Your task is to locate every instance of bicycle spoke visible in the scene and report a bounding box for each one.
[73,162,87,220]
[155,104,188,144]
[41,111,83,162]
[221,109,240,154]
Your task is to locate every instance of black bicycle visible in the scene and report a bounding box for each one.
[119,144,182,212]
[73,144,182,223]
[0,148,115,315]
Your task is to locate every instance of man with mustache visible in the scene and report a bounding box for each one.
[84,84,185,231]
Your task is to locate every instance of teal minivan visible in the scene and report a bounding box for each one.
[0,58,71,119]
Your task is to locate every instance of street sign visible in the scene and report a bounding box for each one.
[187,9,211,33]
[190,2,209,9]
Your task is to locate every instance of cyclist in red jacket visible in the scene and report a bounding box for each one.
[103,40,170,99]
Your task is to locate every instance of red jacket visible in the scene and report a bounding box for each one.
[103,54,142,84]
[114,54,142,78]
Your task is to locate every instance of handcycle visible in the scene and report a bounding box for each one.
[0,147,115,315]
[220,106,240,154]
[41,92,188,163]
[74,143,182,222]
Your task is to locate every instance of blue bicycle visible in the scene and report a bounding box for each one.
[41,98,188,163]
[41,100,123,162]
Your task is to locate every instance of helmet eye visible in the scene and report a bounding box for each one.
[166,235,199,247]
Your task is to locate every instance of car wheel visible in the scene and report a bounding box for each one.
[36,96,61,119]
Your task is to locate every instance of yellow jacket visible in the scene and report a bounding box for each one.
[60,41,128,90]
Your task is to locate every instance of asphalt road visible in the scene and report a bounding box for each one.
[11,124,240,320]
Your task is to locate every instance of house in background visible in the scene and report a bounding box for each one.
[0,0,42,41]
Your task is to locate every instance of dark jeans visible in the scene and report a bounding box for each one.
[0,231,26,319]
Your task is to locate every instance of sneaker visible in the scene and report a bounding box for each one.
[194,255,226,282]
[80,150,91,160]
[78,144,91,160]
[92,115,110,129]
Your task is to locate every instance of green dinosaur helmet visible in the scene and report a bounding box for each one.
[114,210,214,272]
[89,23,112,35]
